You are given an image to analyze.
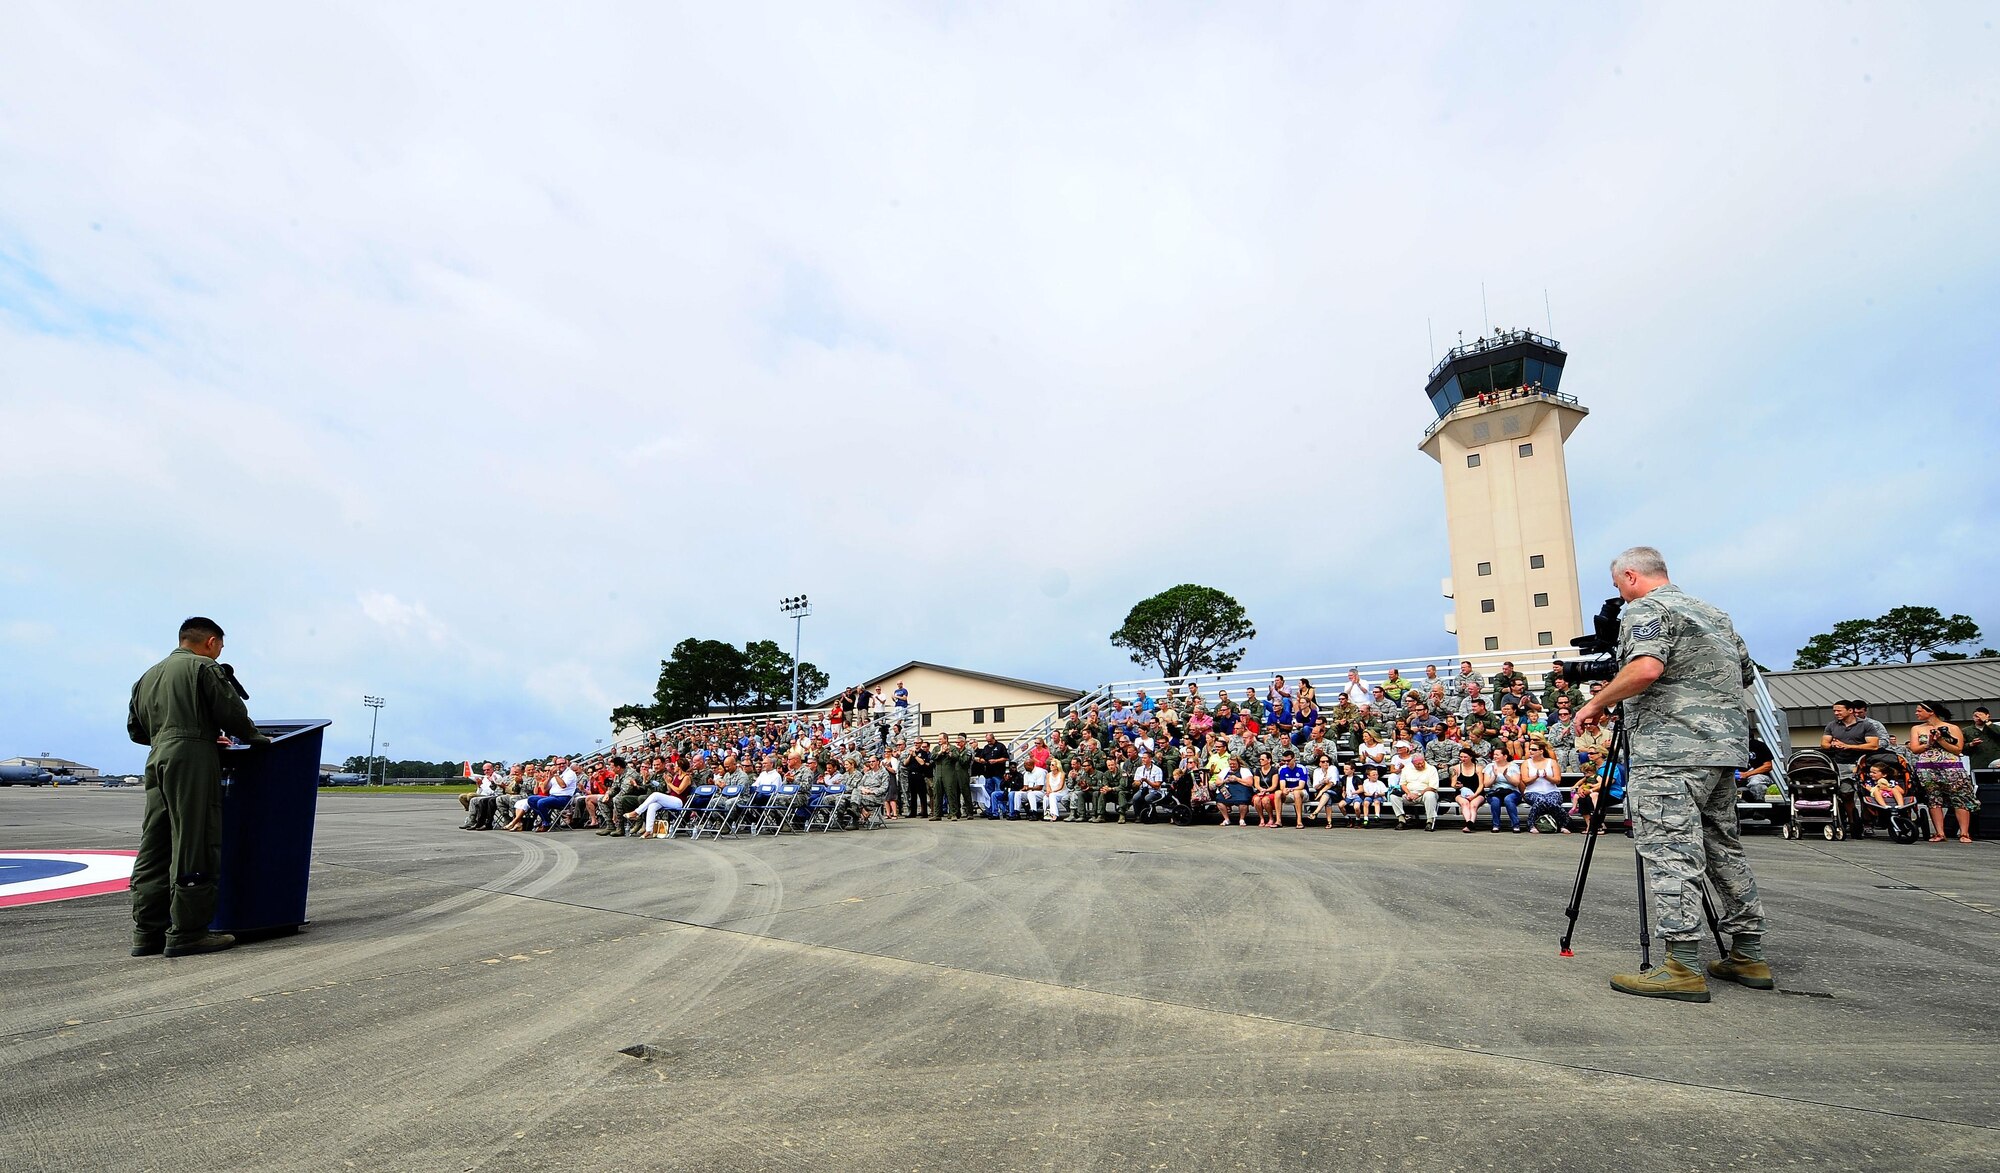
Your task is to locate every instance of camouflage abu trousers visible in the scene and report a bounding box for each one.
[1627,764,1768,942]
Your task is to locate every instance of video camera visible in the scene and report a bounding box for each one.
[1552,597,1623,683]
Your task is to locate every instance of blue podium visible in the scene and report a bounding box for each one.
[213,719,329,936]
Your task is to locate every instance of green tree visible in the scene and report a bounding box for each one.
[1111,584,1256,679]
[1794,607,1984,669]
[612,637,753,731]
[742,638,829,710]
[1793,619,1875,669]
[1863,606,1981,664]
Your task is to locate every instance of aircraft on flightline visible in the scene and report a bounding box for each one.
[0,764,61,786]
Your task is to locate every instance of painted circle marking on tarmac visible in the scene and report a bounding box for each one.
[0,851,139,908]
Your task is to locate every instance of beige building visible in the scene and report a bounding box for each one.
[0,755,101,780]
[1418,329,1588,660]
[853,661,1081,742]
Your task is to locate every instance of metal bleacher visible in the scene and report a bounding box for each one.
[1003,645,1794,822]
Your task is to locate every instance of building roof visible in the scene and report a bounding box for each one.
[849,661,1083,702]
[1763,659,2000,715]
[1,755,90,769]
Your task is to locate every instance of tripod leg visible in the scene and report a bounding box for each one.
[1634,852,1652,970]
[1700,882,1726,957]
[1559,788,1609,956]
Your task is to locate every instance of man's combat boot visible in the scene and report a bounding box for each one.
[1707,953,1775,990]
[1608,955,1710,1003]
[131,936,165,958]
[164,932,238,958]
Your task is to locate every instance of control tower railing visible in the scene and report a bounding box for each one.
[1421,385,1582,443]
[1426,327,1563,386]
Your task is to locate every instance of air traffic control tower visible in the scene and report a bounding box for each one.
[1418,329,1588,661]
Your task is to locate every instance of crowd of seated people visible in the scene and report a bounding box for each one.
[453,665,1636,838]
[453,683,932,838]
[969,664,1616,832]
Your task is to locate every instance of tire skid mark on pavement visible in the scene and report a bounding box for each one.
[310,848,795,1168]
[512,836,577,899]
[6,908,722,1171]
[6,832,563,1040]
[589,898,2000,1137]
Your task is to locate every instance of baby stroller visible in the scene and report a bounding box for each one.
[1859,752,1926,844]
[1783,748,1843,840]
[1133,785,1177,824]
[1171,782,1219,826]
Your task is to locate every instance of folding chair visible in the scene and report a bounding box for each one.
[759,784,800,834]
[798,785,830,832]
[693,785,740,840]
[661,786,712,840]
[737,782,779,836]
[808,784,846,832]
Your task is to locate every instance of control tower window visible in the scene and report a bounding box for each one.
[1530,554,1546,569]
[1518,443,1533,457]
[1466,453,1481,468]
[1477,562,1492,576]
[1483,636,1500,651]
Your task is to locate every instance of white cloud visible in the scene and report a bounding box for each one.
[357,591,447,646]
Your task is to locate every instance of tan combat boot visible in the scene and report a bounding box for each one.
[1609,955,1711,1002]
[1707,952,1775,990]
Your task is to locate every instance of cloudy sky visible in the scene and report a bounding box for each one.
[3,2,1995,773]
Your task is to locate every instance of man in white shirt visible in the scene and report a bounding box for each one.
[1342,669,1371,709]
[1130,750,1166,821]
[530,764,577,832]
[1392,752,1441,831]
[462,762,503,830]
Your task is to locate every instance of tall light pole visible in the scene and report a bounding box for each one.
[363,695,385,784]
[779,595,811,711]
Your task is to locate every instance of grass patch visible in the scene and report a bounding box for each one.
[319,785,471,795]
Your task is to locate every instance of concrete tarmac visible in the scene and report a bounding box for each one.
[3,788,1996,1172]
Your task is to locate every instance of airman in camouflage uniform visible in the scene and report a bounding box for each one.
[597,760,649,836]
[715,756,753,824]
[854,757,890,828]
[1545,716,1577,774]
[1576,547,1770,1003]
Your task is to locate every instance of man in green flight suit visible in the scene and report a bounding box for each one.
[926,734,956,819]
[126,617,269,958]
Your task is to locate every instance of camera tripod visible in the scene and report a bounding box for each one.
[1558,706,1725,966]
